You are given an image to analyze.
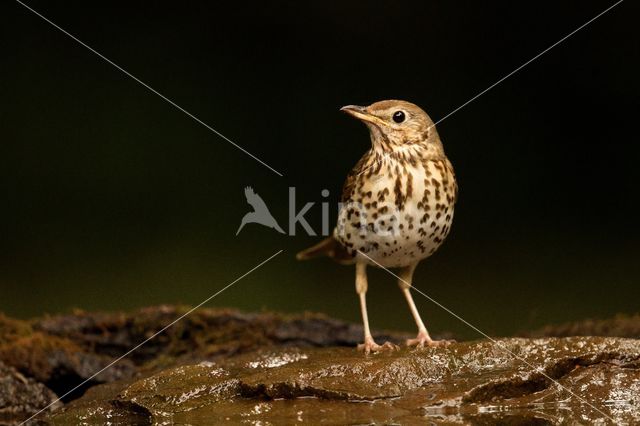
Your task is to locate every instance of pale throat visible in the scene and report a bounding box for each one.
[368,128,444,161]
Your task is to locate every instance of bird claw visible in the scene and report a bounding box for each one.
[357,338,399,354]
[406,332,455,348]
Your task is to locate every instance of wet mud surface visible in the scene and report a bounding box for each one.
[50,338,640,425]
[1,306,639,425]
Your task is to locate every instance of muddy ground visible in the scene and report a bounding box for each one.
[1,306,639,425]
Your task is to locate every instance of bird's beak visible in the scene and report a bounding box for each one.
[340,105,387,127]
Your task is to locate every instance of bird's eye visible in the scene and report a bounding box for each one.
[392,111,406,123]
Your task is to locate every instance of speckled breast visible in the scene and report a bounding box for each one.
[335,158,457,268]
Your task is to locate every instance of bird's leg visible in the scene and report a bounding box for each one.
[398,263,453,348]
[355,263,398,354]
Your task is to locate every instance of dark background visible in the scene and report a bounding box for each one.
[1,1,638,339]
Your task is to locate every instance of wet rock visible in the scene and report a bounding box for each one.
[525,313,640,339]
[49,337,640,425]
[1,307,407,395]
[0,360,60,425]
[0,306,409,421]
[31,306,410,367]
[46,382,151,426]
[3,308,640,424]
[0,329,136,403]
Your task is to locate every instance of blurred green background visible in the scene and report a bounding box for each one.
[1,1,638,340]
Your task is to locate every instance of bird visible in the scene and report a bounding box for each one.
[236,186,285,235]
[297,100,458,354]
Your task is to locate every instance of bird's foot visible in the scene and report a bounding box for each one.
[357,337,399,355]
[406,331,455,348]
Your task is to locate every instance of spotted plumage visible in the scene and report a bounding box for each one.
[336,148,456,267]
[297,100,458,353]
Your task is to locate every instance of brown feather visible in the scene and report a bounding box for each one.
[340,151,371,202]
[296,236,355,265]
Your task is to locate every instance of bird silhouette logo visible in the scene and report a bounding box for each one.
[236,187,285,235]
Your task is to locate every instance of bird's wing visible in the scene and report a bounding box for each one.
[244,186,270,212]
[340,150,373,202]
[445,158,459,203]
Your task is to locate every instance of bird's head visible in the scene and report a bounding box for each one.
[341,100,443,156]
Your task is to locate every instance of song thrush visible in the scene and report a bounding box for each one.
[297,100,458,354]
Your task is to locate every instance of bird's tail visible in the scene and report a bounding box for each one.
[296,236,354,264]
